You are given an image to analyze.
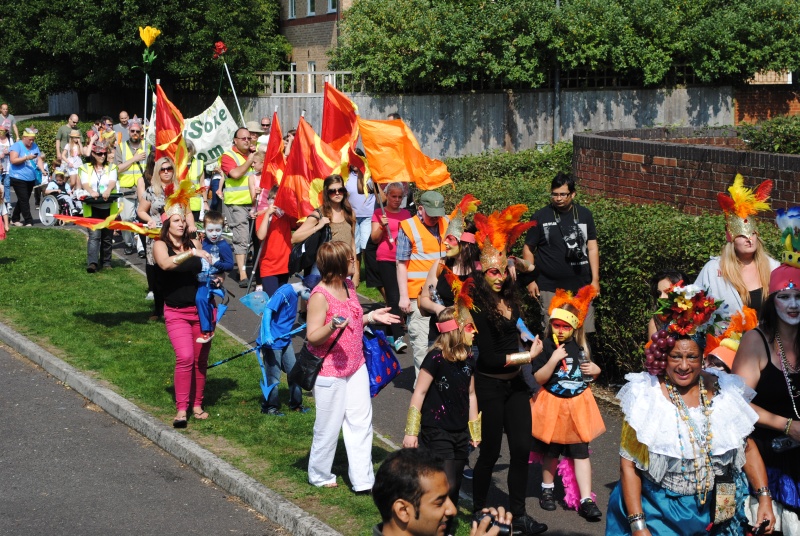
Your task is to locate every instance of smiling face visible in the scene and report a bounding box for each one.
[444,235,460,258]
[665,338,703,389]
[205,223,223,243]
[406,471,456,536]
[484,266,508,293]
[775,289,800,326]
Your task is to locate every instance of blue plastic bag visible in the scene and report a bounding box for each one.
[363,328,401,397]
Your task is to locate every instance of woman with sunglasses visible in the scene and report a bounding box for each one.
[79,141,118,272]
[470,206,547,536]
[292,174,358,285]
[138,157,195,319]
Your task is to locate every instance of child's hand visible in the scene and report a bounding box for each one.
[402,435,418,449]
[580,361,601,377]
[551,345,568,362]
[263,336,274,346]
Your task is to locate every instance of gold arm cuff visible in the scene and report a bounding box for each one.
[404,406,422,436]
[506,351,532,366]
[468,412,482,442]
[172,250,193,265]
[515,258,534,272]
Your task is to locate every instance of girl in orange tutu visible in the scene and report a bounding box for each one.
[530,285,606,521]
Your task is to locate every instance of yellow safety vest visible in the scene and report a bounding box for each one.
[117,141,145,188]
[187,158,204,212]
[219,149,253,205]
[398,215,449,299]
[78,163,120,218]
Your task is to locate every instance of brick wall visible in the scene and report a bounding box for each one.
[279,0,341,70]
[573,127,800,216]
[734,85,800,124]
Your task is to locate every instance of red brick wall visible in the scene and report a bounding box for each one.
[573,128,800,216]
[735,85,800,124]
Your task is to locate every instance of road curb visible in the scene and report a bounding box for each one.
[0,320,341,536]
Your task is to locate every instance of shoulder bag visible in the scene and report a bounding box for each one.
[288,209,331,274]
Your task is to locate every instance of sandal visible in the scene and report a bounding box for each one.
[193,410,209,420]
[172,418,187,429]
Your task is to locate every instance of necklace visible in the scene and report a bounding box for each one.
[775,333,800,418]
[665,376,714,505]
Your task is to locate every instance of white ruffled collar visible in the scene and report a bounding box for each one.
[617,370,758,459]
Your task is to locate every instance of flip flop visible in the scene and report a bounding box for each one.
[193,411,209,420]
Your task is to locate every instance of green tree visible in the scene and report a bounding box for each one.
[0,0,291,113]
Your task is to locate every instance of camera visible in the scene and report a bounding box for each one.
[472,512,511,536]
[771,435,800,453]
[561,223,587,262]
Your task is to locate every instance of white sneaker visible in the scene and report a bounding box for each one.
[145,291,154,300]
[394,338,408,353]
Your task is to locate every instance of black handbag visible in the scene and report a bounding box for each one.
[288,210,331,274]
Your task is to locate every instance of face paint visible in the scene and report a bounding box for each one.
[484,267,508,293]
[550,318,575,343]
[444,235,460,258]
[462,322,478,346]
[775,289,800,326]
[205,223,223,243]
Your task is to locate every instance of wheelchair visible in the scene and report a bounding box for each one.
[39,193,74,227]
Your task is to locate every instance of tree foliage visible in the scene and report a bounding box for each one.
[330,0,800,92]
[0,0,291,111]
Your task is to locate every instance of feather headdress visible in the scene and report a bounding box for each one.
[717,174,772,240]
[776,206,800,269]
[163,179,197,219]
[441,266,477,330]
[444,194,481,241]
[474,205,536,272]
[548,285,598,329]
[704,306,757,369]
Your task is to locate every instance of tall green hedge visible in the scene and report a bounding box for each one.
[18,117,95,166]
[438,145,783,380]
[738,115,800,155]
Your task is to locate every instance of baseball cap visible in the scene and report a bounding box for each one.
[419,191,446,217]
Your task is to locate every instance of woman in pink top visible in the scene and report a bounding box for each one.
[370,182,411,350]
[305,241,400,492]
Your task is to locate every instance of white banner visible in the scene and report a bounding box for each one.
[145,96,239,168]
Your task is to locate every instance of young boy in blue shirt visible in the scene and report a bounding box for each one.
[196,210,234,344]
[259,282,308,416]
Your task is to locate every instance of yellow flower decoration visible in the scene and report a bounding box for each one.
[309,178,325,209]
[675,296,692,311]
[139,26,161,48]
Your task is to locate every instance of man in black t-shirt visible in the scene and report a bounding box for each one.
[522,172,600,333]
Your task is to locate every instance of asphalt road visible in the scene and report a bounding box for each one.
[0,344,285,536]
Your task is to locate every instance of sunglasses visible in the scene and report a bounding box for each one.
[160,166,174,173]
[92,151,106,155]
[129,129,142,134]
[327,187,346,195]
[261,123,270,128]
[235,136,250,141]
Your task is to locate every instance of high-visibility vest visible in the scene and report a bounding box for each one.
[398,215,449,299]
[117,141,145,188]
[187,158,204,212]
[219,149,252,205]
[78,163,120,218]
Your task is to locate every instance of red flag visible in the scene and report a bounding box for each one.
[274,117,346,222]
[357,118,452,189]
[321,82,358,152]
[260,111,285,190]
[155,84,190,181]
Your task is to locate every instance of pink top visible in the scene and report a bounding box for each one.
[310,279,365,378]
[372,208,412,262]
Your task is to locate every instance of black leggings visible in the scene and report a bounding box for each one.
[146,262,164,318]
[10,178,35,225]
[376,260,404,341]
[472,373,532,517]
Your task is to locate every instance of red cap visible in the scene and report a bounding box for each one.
[769,264,800,295]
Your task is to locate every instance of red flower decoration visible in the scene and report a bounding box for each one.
[213,41,228,59]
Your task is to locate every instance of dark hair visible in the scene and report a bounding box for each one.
[267,185,278,198]
[203,210,224,225]
[550,171,576,193]
[472,268,522,333]
[233,127,249,141]
[387,113,402,120]
[444,224,480,275]
[319,174,356,229]
[373,448,445,522]
[101,115,113,124]
[142,151,156,188]
[649,269,690,305]
[160,214,193,250]
[760,292,800,356]
[316,241,351,283]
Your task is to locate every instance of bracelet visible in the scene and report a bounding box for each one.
[785,417,793,436]
[404,406,422,436]
[626,513,645,523]
[366,311,375,324]
[172,251,193,265]
[468,412,482,442]
[755,486,772,497]
[506,351,532,366]
[629,519,647,532]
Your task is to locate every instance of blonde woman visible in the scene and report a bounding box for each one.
[61,129,84,190]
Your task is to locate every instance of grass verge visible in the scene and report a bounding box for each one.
[0,227,393,535]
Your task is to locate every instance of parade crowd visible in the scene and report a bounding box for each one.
[3,105,800,536]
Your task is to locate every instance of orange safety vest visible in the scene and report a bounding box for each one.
[398,215,449,299]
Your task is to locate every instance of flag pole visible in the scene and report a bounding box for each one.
[143,73,149,127]
[246,217,269,294]
[223,60,246,126]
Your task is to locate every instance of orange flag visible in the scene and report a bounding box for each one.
[260,111,285,190]
[274,117,347,222]
[155,84,189,181]
[321,82,358,152]
[357,118,452,190]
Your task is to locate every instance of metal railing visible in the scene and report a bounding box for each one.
[254,71,361,95]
